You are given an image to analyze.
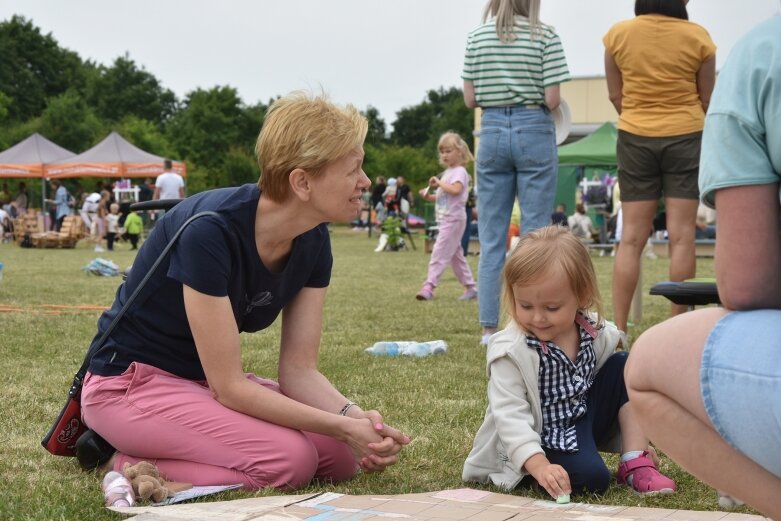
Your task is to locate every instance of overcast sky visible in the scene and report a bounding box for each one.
[3,1,780,127]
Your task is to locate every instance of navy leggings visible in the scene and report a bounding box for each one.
[543,351,629,495]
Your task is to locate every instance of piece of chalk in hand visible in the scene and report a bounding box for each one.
[556,494,570,504]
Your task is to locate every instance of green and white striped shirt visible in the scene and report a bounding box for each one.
[463,17,570,107]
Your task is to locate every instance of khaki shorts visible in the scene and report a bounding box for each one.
[617,130,701,202]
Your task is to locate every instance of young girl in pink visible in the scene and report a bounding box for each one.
[416,132,477,301]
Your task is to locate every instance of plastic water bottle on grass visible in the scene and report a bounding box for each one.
[365,340,448,357]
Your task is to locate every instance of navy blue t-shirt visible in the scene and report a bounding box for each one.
[87,184,332,380]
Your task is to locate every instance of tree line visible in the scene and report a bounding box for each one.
[0,15,474,199]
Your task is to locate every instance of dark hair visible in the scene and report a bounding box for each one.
[635,0,688,20]
[163,158,173,170]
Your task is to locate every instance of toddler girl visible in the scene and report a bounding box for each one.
[415,132,477,301]
[463,226,675,498]
[105,203,122,251]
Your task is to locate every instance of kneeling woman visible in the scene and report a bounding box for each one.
[78,92,410,490]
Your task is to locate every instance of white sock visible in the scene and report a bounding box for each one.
[620,451,645,486]
[620,450,644,463]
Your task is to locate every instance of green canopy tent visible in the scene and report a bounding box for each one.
[555,122,618,214]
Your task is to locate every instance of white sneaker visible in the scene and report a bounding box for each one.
[374,234,388,252]
[94,246,105,252]
[480,333,492,346]
[718,491,744,509]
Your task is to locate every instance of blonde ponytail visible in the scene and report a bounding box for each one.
[483,0,542,43]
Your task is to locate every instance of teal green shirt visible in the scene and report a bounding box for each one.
[699,15,781,207]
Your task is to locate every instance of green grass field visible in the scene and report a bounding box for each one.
[0,228,757,520]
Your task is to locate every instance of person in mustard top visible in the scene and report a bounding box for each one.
[603,0,716,335]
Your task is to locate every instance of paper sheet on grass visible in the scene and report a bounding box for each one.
[109,487,769,521]
[152,484,243,505]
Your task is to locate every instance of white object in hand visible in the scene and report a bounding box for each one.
[556,493,570,504]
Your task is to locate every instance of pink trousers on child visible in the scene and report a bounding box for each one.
[425,217,475,289]
[81,362,357,490]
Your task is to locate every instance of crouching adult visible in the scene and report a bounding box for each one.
[77,91,410,490]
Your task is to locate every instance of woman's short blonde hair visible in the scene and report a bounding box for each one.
[502,225,604,326]
[438,132,475,167]
[256,91,368,202]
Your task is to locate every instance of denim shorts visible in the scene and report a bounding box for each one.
[701,309,781,477]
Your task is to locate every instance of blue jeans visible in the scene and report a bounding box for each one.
[461,206,475,256]
[701,309,781,478]
[476,107,558,328]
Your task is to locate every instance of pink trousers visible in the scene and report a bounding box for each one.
[81,362,357,490]
[425,217,476,289]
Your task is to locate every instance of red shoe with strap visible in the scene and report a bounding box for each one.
[616,451,677,495]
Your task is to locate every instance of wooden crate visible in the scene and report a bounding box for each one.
[13,213,42,244]
[31,231,60,248]
[58,215,85,248]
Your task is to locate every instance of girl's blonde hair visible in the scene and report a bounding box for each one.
[483,0,542,43]
[502,225,604,326]
[438,132,474,168]
[256,91,368,203]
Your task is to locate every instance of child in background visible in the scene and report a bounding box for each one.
[415,132,477,301]
[89,190,110,253]
[123,209,143,250]
[463,226,675,498]
[105,203,122,251]
[382,178,399,217]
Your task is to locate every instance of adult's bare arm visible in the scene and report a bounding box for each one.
[182,285,381,452]
[278,287,410,470]
[604,50,623,115]
[463,80,477,109]
[714,183,781,310]
[544,84,560,111]
[697,56,717,114]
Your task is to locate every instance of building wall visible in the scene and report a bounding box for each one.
[561,76,617,125]
[473,76,616,147]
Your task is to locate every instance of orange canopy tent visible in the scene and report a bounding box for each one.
[46,131,186,179]
[0,133,76,179]
[0,133,77,210]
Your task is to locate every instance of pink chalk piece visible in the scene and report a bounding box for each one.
[433,489,493,502]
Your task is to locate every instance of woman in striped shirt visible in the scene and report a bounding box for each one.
[463,0,570,346]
